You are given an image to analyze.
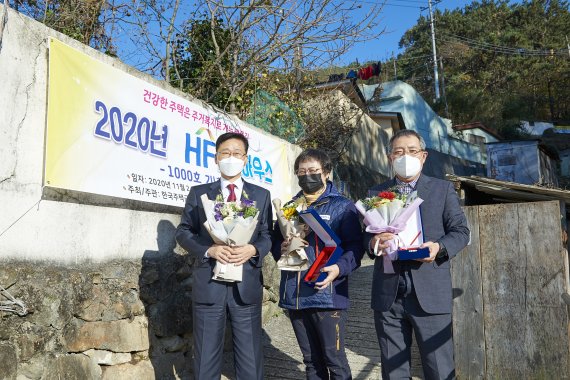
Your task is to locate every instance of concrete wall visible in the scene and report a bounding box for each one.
[320,91,392,199]
[0,5,296,379]
[447,136,486,164]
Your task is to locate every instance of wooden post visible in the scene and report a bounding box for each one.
[452,206,485,379]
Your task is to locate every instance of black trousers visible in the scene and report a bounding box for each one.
[289,308,352,380]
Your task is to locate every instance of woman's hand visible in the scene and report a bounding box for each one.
[314,264,340,290]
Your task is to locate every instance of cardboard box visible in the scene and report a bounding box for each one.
[299,209,344,286]
[396,207,430,260]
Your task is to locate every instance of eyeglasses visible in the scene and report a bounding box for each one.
[296,168,322,176]
[217,151,246,159]
[391,148,424,157]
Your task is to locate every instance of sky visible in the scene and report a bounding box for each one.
[338,0,522,65]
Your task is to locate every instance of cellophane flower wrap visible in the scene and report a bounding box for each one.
[272,198,309,271]
[355,190,423,273]
[201,193,260,282]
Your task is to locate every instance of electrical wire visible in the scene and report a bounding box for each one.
[439,32,569,57]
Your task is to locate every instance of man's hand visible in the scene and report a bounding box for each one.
[417,241,440,263]
[370,232,396,255]
[314,264,340,290]
[207,244,233,264]
[230,244,257,265]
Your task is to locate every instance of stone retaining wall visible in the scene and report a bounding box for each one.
[0,253,281,379]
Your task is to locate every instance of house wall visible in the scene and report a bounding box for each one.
[521,120,555,135]
[299,90,393,198]
[341,96,392,198]
[450,128,500,164]
[423,149,486,179]
[447,136,486,164]
[486,141,558,185]
[560,148,570,177]
[362,82,499,168]
[363,81,451,153]
[0,5,292,378]
[538,148,559,187]
[369,116,397,143]
[462,128,500,143]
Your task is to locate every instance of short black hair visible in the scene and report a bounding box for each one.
[294,149,332,174]
[215,132,249,152]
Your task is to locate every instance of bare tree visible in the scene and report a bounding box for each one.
[169,0,384,111]
[13,0,385,116]
[299,89,366,159]
[100,0,189,76]
[14,0,112,50]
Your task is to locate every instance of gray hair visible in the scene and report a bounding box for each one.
[387,129,426,153]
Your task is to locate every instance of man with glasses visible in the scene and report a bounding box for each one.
[176,132,272,380]
[364,130,470,380]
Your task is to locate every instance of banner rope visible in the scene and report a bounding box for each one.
[0,198,42,239]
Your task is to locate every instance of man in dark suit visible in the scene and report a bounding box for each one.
[365,130,470,380]
[176,132,272,380]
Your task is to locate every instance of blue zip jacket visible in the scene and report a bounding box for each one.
[271,181,364,310]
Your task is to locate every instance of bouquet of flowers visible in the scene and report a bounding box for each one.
[355,189,423,273]
[272,198,309,271]
[201,193,260,282]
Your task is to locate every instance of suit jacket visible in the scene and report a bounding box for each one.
[365,174,470,314]
[175,179,272,305]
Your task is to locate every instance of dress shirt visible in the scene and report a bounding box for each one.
[220,177,244,201]
[395,176,419,195]
[205,177,246,259]
[395,175,421,295]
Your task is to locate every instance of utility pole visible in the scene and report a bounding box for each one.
[392,52,397,80]
[428,0,440,100]
[567,35,570,57]
[439,57,449,117]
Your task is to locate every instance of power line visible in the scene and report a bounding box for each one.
[439,33,569,57]
[389,53,434,61]
[358,0,422,8]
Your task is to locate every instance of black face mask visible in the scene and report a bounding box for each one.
[298,174,324,194]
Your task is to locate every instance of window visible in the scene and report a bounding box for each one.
[467,134,487,153]
[467,134,485,145]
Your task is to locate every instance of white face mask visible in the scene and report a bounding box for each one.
[392,155,422,179]
[218,156,245,177]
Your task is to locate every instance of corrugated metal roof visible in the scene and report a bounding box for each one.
[453,121,502,140]
[447,174,570,205]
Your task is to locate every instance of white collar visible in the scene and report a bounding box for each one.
[220,177,244,190]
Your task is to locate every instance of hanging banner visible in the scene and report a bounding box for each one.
[45,38,292,207]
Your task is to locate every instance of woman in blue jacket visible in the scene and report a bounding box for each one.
[271,149,364,380]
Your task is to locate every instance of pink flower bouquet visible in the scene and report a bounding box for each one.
[355,190,423,273]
